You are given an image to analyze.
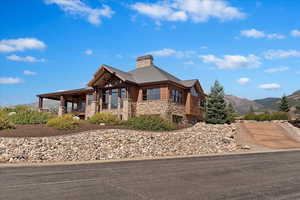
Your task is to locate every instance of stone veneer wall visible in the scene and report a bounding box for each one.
[85,99,196,123]
[135,100,187,122]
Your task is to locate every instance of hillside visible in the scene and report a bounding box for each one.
[225,95,263,114]
[225,89,300,114]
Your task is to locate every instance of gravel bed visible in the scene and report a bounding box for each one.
[0,123,241,163]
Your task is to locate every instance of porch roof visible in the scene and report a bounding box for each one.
[37,87,93,101]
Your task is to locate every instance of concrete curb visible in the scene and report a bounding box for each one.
[1,148,300,168]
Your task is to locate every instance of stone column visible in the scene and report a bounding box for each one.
[108,89,112,110]
[38,97,43,112]
[117,88,121,118]
[122,98,131,120]
[90,90,98,116]
[99,89,103,111]
[58,95,66,116]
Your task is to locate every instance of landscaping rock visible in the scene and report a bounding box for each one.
[0,123,240,163]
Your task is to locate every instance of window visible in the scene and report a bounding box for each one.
[199,98,205,108]
[111,89,118,109]
[143,88,160,100]
[102,90,109,109]
[87,94,93,105]
[171,89,183,104]
[191,87,198,97]
[120,88,126,108]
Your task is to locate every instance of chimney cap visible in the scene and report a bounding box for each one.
[136,55,153,61]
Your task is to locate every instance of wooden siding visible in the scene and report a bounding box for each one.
[185,92,201,116]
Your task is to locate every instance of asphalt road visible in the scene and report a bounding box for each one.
[1,151,300,200]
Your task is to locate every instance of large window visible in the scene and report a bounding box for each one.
[111,89,118,109]
[87,94,93,105]
[102,89,109,109]
[171,89,183,104]
[191,87,198,97]
[120,88,126,108]
[143,88,160,100]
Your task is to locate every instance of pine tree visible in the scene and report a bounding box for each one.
[205,80,228,124]
[279,95,290,112]
[226,102,236,123]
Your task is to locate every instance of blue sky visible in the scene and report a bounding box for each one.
[1,0,300,106]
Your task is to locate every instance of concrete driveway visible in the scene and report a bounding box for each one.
[1,151,300,200]
[239,122,300,149]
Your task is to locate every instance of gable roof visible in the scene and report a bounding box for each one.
[88,64,199,89]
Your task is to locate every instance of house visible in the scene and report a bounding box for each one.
[37,55,206,124]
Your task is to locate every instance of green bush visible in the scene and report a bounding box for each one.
[8,110,53,125]
[271,112,289,120]
[0,118,15,130]
[244,112,288,121]
[89,112,119,125]
[123,115,176,131]
[47,114,79,130]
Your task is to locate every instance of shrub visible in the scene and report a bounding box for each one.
[0,118,15,130]
[47,114,79,130]
[89,112,119,125]
[244,112,288,121]
[8,110,53,125]
[271,112,288,120]
[123,115,176,131]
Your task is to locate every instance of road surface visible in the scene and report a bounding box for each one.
[1,151,300,200]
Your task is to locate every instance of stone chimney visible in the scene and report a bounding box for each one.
[136,55,153,68]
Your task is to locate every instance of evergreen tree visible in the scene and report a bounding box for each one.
[279,95,290,112]
[226,102,236,123]
[205,80,228,124]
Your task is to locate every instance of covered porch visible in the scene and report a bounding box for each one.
[37,87,93,119]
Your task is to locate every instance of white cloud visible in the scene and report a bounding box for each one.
[264,66,289,73]
[200,46,208,49]
[45,0,114,26]
[184,60,194,65]
[6,54,45,62]
[85,49,93,55]
[240,29,284,39]
[264,49,300,60]
[0,38,46,53]
[23,70,37,75]
[148,48,196,58]
[259,83,281,90]
[237,77,250,85]
[0,77,23,84]
[241,29,265,38]
[200,54,261,69]
[291,29,300,37]
[132,0,245,23]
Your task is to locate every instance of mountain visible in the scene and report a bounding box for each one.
[225,95,264,114]
[253,90,300,111]
[21,99,59,112]
[225,89,300,114]
[253,98,280,111]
